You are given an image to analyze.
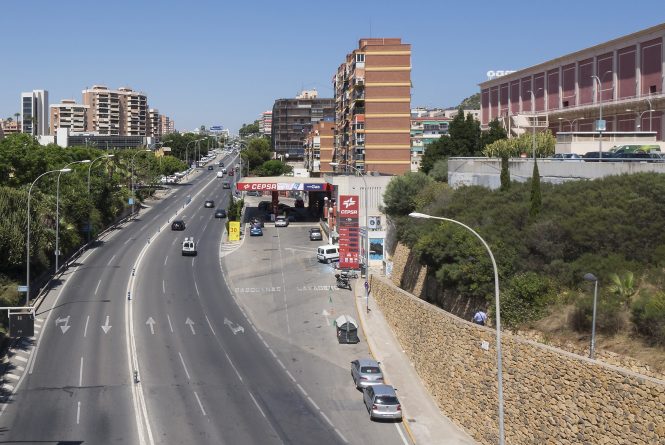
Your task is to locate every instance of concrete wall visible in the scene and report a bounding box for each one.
[372,244,665,445]
[448,158,665,190]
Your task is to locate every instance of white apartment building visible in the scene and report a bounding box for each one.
[50,99,88,135]
[21,89,49,136]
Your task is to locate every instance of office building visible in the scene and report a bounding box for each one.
[333,38,411,175]
[260,110,272,135]
[479,23,664,143]
[50,99,88,135]
[304,120,335,175]
[21,89,49,136]
[271,90,334,159]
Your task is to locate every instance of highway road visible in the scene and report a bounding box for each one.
[0,150,409,444]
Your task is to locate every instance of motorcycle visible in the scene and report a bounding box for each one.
[335,274,351,290]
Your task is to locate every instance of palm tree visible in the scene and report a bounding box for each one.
[608,271,635,305]
[14,112,20,128]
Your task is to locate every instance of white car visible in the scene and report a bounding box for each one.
[216,171,224,178]
[275,216,289,227]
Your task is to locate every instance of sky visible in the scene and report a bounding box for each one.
[1,1,663,134]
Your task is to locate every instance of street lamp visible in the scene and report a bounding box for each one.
[591,70,614,159]
[528,88,544,160]
[330,161,370,314]
[87,154,114,244]
[408,211,505,445]
[130,149,152,216]
[26,168,70,306]
[583,273,599,359]
[56,160,91,273]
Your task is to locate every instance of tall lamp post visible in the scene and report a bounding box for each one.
[56,160,91,273]
[591,70,614,159]
[408,212,505,445]
[130,149,152,216]
[26,168,71,306]
[87,154,114,244]
[330,161,370,313]
[583,273,599,359]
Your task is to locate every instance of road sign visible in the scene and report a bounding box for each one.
[228,221,240,241]
[128,198,134,205]
[17,285,28,293]
[10,312,34,337]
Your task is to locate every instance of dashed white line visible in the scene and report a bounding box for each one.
[224,352,243,383]
[248,391,267,419]
[276,358,285,369]
[107,254,116,266]
[178,352,191,380]
[269,349,278,359]
[162,280,165,294]
[124,238,131,245]
[193,391,207,416]
[335,428,349,444]
[194,281,200,296]
[320,411,334,427]
[307,396,320,411]
[79,357,84,387]
[395,423,409,445]
[285,370,296,383]
[167,314,174,333]
[94,279,102,295]
[205,315,216,336]
[83,315,90,338]
[164,256,168,266]
[296,383,307,396]
[77,401,81,424]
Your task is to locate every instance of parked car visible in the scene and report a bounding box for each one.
[204,200,215,208]
[171,220,186,231]
[214,209,227,218]
[614,152,654,162]
[363,384,402,421]
[583,151,615,162]
[552,153,582,161]
[351,358,384,389]
[275,216,289,227]
[317,245,339,263]
[250,225,263,236]
[309,227,323,241]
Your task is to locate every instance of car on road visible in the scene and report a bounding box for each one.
[219,161,225,167]
[309,227,323,241]
[363,384,402,421]
[208,165,214,170]
[223,182,231,189]
[275,216,289,227]
[228,170,234,176]
[222,168,227,174]
[351,358,384,390]
[250,216,264,227]
[214,209,227,218]
[217,171,224,178]
[171,220,186,231]
[317,245,339,263]
[250,225,263,236]
[204,200,215,208]
[181,237,197,256]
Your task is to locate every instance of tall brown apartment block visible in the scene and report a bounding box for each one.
[82,85,148,136]
[148,108,161,138]
[333,38,411,175]
[50,99,88,135]
[304,120,335,175]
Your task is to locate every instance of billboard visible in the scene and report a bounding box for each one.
[338,195,360,269]
[228,221,241,241]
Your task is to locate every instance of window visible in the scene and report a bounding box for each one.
[650,85,657,94]
[563,100,569,108]
[355,53,365,63]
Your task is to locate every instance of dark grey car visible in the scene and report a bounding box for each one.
[351,358,384,389]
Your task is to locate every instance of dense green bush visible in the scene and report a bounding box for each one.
[631,292,665,346]
[500,272,555,330]
[571,291,624,335]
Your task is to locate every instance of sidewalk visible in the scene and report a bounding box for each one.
[354,283,477,445]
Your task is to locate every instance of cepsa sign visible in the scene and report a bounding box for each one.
[236,182,329,191]
[339,195,359,217]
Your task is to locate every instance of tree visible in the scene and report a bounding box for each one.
[420,109,483,173]
[457,93,480,110]
[428,158,448,182]
[481,119,507,149]
[420,137,451,174]
[500,155,510,191]
[529,160,542,218]
[608,271,636,305]
[239,120,261,138]
[383,172,433,217]
[258,160,292,176]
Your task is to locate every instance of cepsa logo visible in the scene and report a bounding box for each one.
[238,183,278,191]
[339,195,359,216]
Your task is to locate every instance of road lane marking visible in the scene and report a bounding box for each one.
[101,315,112,334]
[83,316,90,338]
[162,280,165,294]
[185,318,196,335]
[14,355,27,363]
[2,383,14,391]
[79,357,83,387]
[296,383,307,396]
[4,374,19,381]
[335,428,349,444]
[167,314,174,333]
[205,315,216,336]
[194,281,199,296]
[285,370,296,383]
[107,254,116,266]
[178,352,191,380]
[307,396,320,410]
[77,401,81,424]
[320,412,334,427]
[94,279,102,295]
[163,256,168,266]
[395,423,409,445]
[193,391,207,416]
[124,238,131,245]
[146,318,155,335]
[248,391,267,419]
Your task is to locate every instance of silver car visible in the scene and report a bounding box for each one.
[275,216,289,227]
[363,384,402,421]
[351,358,384,389]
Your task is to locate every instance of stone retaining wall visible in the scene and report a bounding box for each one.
[371,274,665,444]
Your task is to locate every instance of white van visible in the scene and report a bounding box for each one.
[317,245,339,263]
[181,237,197,256]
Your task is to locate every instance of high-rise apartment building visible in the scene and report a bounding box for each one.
[333,38,411,175]
[271,90,334,158]
[148,108,161,138]
[82,85,148,136]
[159,115,174,135]
[304,120,335,175]
[260,110,272,135]
[50,99,88,135]
[21,89,49,136]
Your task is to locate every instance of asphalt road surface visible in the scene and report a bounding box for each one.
[0,151,409,444]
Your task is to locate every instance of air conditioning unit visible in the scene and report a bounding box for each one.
[368,216,381,230]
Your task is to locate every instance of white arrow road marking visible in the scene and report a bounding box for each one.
[101,315,112,334]
[185,318,196,335]
[146,317,155,335]
[223,318,245,335]
[55,316,71,334]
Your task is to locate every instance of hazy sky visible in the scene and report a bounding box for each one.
[1,1,663,133]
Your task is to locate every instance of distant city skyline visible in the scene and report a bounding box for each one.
[1,0,663,134]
